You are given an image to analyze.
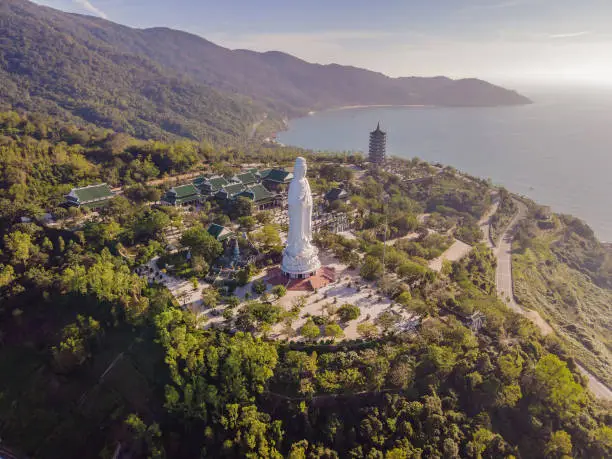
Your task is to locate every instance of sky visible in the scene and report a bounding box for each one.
[32,0,612,87]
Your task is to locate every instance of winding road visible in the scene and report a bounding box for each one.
[490,199,612,400]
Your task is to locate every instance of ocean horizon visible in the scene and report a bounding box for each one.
[278,86,612,242]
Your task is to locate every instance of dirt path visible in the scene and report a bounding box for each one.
[493,199,612,400]
[144,171,204,187]
[428,240,472,272]
[428,202,499,273]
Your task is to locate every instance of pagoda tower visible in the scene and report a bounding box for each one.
[368,122,387,164]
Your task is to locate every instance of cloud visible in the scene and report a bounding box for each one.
[74,0,107,19]
[547,31,591,39]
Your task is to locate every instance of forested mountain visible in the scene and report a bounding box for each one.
[0,0,264,143]
[0,0,530,143]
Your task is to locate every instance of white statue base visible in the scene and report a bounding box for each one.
[281,245,321,279]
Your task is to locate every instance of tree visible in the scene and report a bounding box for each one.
[387,359,413,389]
[201,288,219,309]
[256,211,273,225]
[252,279,267,295]
[396,291,412,306]
[544,431,572,459]
[4,231,34,265]
[397,261,429,285]
[219,404,283,458]
[498,353,524,382]
[271,284,287,298]
[357,322,378,339]
[252,224,282,251]
[232,196,253,218]
[496,384,522,408]
[337,303,361,322]
[375,311,399,332]
[301,319,321,340]
[236,267,251,286]
[238,216,257,231]
[360,256,383,281]
[533,354,585,419]
[226,295,241,308]
[0,264,16,287]
[181,226,223,263]
[325,323,344,340]
[124,414,166,459]
[135,209,170,239]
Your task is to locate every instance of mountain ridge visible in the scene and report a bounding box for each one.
[0,0,531,141]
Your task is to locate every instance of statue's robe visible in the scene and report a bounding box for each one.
[286,177,313,257]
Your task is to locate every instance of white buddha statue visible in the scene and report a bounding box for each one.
[281,157,321,278]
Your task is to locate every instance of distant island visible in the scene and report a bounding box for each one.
[1,0,530,143]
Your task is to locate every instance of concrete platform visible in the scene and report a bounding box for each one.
[266,266,336,291]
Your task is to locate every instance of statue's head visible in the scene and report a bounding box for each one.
[294,157,307,179]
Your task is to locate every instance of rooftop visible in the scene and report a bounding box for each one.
[239,183,275,202]
[207,223,234,242]
[370,122,386,135]
[170,183,200,199]
[218,183,246,198]
[234,171,259,185]
[262,168,293,183]
[66,183,114,204]
[325,187,349,201]
[202,176,229,192]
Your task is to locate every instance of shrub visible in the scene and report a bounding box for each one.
[252,279,266,295]
[301,319,321,340]
[337,303,361,322]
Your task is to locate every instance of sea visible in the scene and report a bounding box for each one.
[278,86,612,242]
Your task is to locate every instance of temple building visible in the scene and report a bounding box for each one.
[196,175,229,196]
[261,168,293,191]
[368,122,387,164]
[65,183,115,209]
[161,183,201,206]
[207,223,234,242]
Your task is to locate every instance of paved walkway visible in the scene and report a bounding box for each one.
[493,199,611,400]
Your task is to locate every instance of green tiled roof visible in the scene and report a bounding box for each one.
[192,175,207,186]
[259,169,272,179]
[235,171,259,185]
[163,183,201,205]
[207,223,234,241]
[172,183,200,199]
[239,184,275,203]
[325,187,348,201]
[66,183,114,205]
[206,176,229,192]
[217,183,245,199]
[263,169,293,183]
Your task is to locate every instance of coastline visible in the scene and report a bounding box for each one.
[308,104,431,116]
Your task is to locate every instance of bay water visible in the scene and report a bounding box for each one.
[278,87,612,241]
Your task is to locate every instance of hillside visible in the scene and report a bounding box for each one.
[0,0,264,143]
[513,209,612,387]
[0,0,531,142]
